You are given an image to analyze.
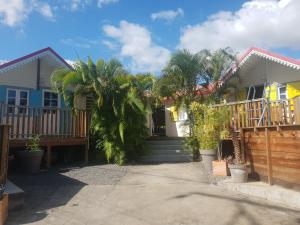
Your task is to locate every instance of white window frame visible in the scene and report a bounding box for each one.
[42,90,60,108]
[178,109,188,121]
[277,85,288,100]
[6,88,29,114]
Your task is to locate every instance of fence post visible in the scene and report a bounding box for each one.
[294,96,300,124]
[265,127,273,185]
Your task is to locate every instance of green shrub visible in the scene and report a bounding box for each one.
[191,103,229,150]
[26,135,41,151]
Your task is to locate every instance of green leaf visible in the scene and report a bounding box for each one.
[119,121,125,143]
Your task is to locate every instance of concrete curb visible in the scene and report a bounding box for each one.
[216,179,300,210]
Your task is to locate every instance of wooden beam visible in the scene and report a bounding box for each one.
[84,139,89,164]
[36,58,41,90]
[240,128,246,163]
[294,96,300,124]
[265,128,273,185]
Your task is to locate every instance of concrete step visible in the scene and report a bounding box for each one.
[5,180,25,211]
[140,138,189,163]
[146,144,183,151]
[139,154,192,163]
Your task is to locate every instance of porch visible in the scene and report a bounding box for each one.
[214,97,300,187]
[214,97,299,131]
[0,103,90,168]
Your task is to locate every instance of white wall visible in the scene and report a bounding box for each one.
[40,59,57,88]
[0,61,37,89]
[0,59,58,89]
[165,105,189,137]
[239,60,300,88]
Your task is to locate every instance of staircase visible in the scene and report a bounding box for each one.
[139,138,192,163]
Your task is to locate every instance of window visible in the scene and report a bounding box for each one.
[178,109,188,121]
[6,89,29,114]
[278,85,287,100]
[43,91,58,108]
[246,85,264,100]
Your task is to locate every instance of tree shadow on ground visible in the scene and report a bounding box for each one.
[7,165,87,225]
[170,191,300,225]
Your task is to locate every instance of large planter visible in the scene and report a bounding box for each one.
[228,164,248,183]
[17,150,44,174]
[212,160,229,176]
[200,149,216,173]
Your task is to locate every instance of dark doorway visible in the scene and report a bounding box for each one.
[246,85,265,99]
[152,107,166,136]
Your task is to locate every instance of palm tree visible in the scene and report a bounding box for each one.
[201,48,237,103]
[154,49,204,108]
[51,58,150,165]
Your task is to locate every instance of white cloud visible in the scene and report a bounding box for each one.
[38,2,54,18]
[102,39,117,49]
[0,0,54,27]
[65,0,91,12]
[178,0,300,53]
[66,59,76,68]
[103,20,170,72]
[61,37,99,48]
[97,0,119,8]
[151,8,184,22]
[0,59,8,65]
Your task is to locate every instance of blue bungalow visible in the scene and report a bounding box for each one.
[0,47,72,110]
[0,48,89,168]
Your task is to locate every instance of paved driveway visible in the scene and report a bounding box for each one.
[8,163,300,225]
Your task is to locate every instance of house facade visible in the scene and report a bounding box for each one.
[0,47,72,110]
[224,47,300,102]
[148,47,300,138]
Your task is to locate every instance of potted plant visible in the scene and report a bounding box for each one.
[191,103,227,173]
[228,128,248,182]
[18,135,44,173]
[212,128,231,176]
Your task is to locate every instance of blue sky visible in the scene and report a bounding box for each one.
[0,0,300,73]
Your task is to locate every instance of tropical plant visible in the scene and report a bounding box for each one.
[230,127,243,164]
[26,135,41,151]
[200,48,238,103]
[153,49,204,111]
[183,136,200,160]
[153,48,237,134]
[51,58,151,165]
[190,102,229,150]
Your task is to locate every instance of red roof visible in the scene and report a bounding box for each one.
[177,47,300,99]
[239,47,300,66]
[0,47,72,71]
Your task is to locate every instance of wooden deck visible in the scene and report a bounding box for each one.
[0,104,90,168]
[241,125,300,187]
[213,98,297,130]
[214,97,300,187]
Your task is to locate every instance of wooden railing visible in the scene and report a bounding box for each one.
[214,98,296,130]
[0,103,89,140]
[0,125,9,190]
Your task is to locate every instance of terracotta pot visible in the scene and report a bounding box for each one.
[213,160,229,176]
[18,150,44,173]
[228,164,248,183]
[200,149,216,173]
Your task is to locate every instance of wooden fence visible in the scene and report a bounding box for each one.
[0,103,89,140]
[242,125,300,186]
[0,125,9,188]
[214,98,295,130]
